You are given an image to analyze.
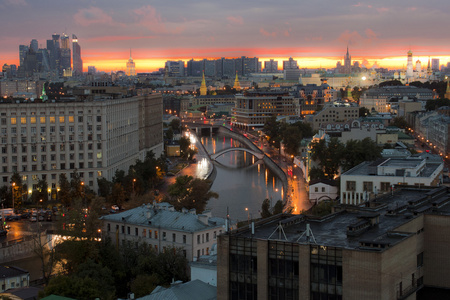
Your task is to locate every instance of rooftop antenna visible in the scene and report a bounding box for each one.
[268,221,288,241]
[296,223,317,244]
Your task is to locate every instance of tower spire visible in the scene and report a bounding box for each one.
[200,71,207,96]
[233,71,241,91]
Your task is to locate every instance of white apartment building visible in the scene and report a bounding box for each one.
[0,94,163,195]
[340,155,444,205]
[100,202,227,261]
[0,266,29,292]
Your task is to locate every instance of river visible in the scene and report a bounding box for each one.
[199,133,284,222]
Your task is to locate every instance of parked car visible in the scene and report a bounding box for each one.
[30,216,37,222]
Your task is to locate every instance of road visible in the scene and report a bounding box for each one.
[234,129,312,213]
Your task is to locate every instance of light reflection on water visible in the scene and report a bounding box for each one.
[201,134,283,221]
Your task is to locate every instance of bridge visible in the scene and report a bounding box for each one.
[210,147,265,161]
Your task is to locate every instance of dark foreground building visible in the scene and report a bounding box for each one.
[218,186,450,300]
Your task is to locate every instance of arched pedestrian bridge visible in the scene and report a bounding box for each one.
[210,147,265,161]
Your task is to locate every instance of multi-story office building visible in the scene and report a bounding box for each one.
[187,59,203,77]
[101,202,226,261]
[218,185,450,300]
[340,155,443,205]
[72,34,83,76]
[264,59,278,73]
[126,51,136,76]
[19,45,29,67]
[283,57,298,70]
[310,104,359,130]
[46,34,60,73]
[165,60,185,77]
[431,58,440,71]
[0,93,163,195]
[59,33,71,73]
[232,90,299,129]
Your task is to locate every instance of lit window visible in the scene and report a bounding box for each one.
[21,117,26,124]
[11,118,16,125]
[50,117,55,123]
[59,116,65,123]
[40,117,45,123]
[30,117,36,124]
[69,116,74,123]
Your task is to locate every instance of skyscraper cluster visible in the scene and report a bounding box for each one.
[18,32,83,77]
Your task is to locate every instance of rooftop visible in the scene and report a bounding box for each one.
[138,279,216,300]
[229,186,450,252]
[100,203,225,233]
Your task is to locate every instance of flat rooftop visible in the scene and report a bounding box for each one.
[230,186,450,252]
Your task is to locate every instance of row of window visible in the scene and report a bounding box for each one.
[3,115,102,125]
[108,223,222,246]
[2,144,103,154]
[1,125,102,134]
[346,181,392,192]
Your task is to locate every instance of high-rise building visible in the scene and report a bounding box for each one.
[29,39,38,53]
[0,93,163,194]
[165,60,184,77]
[187,59,203,77]
[126,50,136,76]
[87,66,96,75]
[343,46,352,73]
[242,56,259,75]
[283,57,298,70]
[19,45,29,67]
[431,58,440,71]
[72,34,83,75]
[47,34,60,73]
[59,33,71,72]
[264,59,278,73]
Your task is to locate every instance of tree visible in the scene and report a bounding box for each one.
[31,179,48,205]
[260,199,292,218]
[263,115,282,147]
[97,178,112,198]
[281,125,302,157]
[130,274,160,298]
[167,175,218,212]
[310,138,344,179]
[179,136,191,160]
[10,172,23,208]
[164,127,174,140]
[391,116,409,129]
[111,183,126,207]
[359,107,370,117]
[58,173,71,207]
[169,118,181,133]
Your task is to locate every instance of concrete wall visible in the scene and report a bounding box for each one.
[0,234,46,264]
[343,249,382,300]
[423,214,450,288]
[217,234,230,300]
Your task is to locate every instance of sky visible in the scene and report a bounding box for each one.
[1,0,450,72]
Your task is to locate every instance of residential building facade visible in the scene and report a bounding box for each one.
[101,203,226,261]
[0,93,163,194]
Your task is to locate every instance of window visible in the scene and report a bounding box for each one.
[314,187,318,192]
[380,182,390,192]
[197,235,200,244]
[97,116,102,122]
[417,252,424,267]
[206,233,209,242]
[149,230,152,238]
[155,230,158,239]
[163,232,166,241]
[127,227,130,235]
[172,233,176,242]
[346,181,356,191]
[183,235,186,244]
[363,181,373,192]
[322,187,325,192]
[135,228,138,236]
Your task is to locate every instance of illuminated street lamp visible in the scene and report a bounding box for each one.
[245,207,249,224]
[132,178,136,194]
[12,182,15,210]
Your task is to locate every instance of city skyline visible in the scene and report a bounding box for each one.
[2,0,450,72]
